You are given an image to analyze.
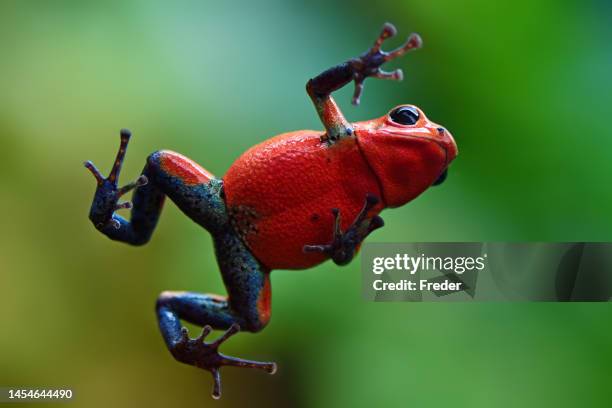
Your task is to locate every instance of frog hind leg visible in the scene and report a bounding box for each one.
[303,193,385,265]
[84,130,228,244]
[156,229,276,399]
[86,132,275,398]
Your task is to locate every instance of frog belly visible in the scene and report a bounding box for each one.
[223,130,383,270]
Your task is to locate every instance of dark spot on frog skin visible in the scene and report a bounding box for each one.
[310,213,320,222]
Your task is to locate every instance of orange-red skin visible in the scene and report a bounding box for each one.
[224,106,457,271]
[256,276,272,326]
[160,151,214,185]
[152,105,456,272]
[224,130,384,270]
[355,110,457,207]
[223,105,456,271]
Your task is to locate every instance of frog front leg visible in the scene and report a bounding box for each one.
[304,194,384,265]
[306,22,422,142]
[85,132,276,399]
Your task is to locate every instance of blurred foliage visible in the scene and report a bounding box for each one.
[1,0,611,407]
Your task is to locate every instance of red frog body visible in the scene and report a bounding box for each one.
[224,107,456,270]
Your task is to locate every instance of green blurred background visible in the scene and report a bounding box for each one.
[1,0,611,406]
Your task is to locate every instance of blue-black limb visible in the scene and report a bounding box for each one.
[84,130,229,244]
[85,130,276,399]
[156,230,276,399]
[303,193,384,265]
[305,22,422,142]
[84,129,150,236]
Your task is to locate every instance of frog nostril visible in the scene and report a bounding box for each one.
[437,127,445,135]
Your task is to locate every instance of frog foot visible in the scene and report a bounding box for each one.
[84,129,148,230]
[304,193,384,265]
[172,324,277,400]
[349,22,422,105]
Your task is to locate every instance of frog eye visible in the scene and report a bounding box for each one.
[389,106,419,125]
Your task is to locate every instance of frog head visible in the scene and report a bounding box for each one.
[355,105,458,207]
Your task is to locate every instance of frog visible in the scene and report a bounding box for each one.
[84,22,457,399]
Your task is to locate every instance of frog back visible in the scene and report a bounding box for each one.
[223,130,383,270]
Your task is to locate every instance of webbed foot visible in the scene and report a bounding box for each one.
[84,129,147,229]
[304,193,384,265]
[349,22,422,105]
[172,324,277,399]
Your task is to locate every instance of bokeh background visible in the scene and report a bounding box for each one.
[1,0,612,406]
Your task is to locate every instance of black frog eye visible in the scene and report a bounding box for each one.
[389,106,420,125]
